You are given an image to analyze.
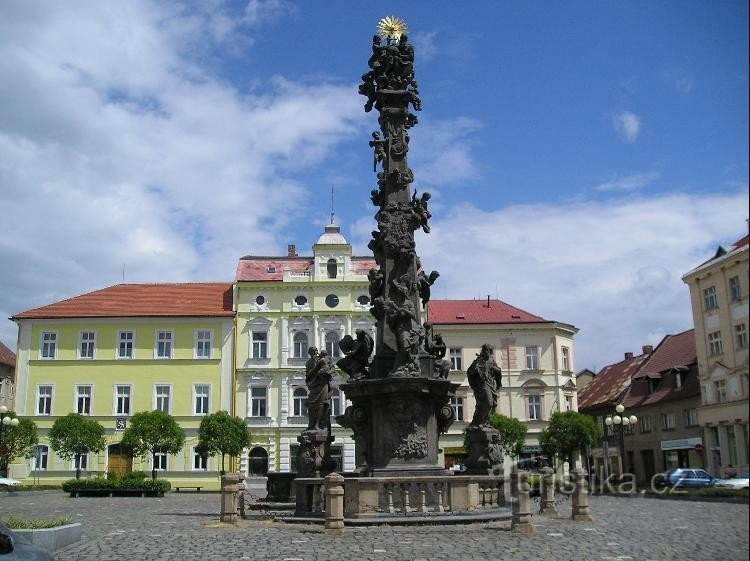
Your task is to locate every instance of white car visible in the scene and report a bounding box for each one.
[0,477,21,490]
[713,468,749,490]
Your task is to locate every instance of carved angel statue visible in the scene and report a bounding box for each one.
[467,344,503,427]
[336,330,374,379]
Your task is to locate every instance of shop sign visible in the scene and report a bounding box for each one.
[660,437,702,451]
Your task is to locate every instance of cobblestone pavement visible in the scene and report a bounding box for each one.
[1,491,748,561]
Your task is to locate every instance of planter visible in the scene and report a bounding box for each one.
[14,523,82,553]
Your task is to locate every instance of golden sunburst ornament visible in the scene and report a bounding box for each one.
[376,16,408,41]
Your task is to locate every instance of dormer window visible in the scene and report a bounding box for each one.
[266,266,276,273]
[327,258,338,279]
[647,378,659,394]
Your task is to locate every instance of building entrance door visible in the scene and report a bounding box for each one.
[108,443,132,477]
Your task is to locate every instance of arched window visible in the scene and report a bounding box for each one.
[329,388,341,417]
[327,258,338,279]
[293,332,308,358]
[293,387,308,417]
[325,332,340,357]
[31,445,49,471]
[248,446,269,476]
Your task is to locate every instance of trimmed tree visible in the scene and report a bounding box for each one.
[489,413,528,460]
[121,410,185,480]
[49,413,106,479]
[539,411,602,468]
[0,411,38,478]
[197,411,250,475]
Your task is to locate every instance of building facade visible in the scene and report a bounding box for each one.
[427,299,579,473]
[682,233,749,475]
[10,284,234,486]
[0,341,15,410]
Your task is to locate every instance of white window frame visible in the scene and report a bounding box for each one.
[249,386,268,418]
[72,453,89,471]
[661,412,676,430]
[714,379,728,403]
[194,329,212,359]
[78,331,96,360]
[192,447,208,471]
[703,286,718,310]
[708,331,723,356]
[154,384,171,413]
[639,415,652,433]
[251,331,268,359]
[293,387,308,417]
[193,384,210,416]
[153,449,168,471]
[36,384,53,416]
[449,348,462,371]
[450,396,464,421]
[527,393,542,420]
[325,331,341,358]
[735,323,748,350]
[117,330,134,359]
[75,384,93,415]
[40,331,58,360]
[31,445,49,471]
[561,346,570,371]
[293,332,309,359]
[525,346,539,370]
[683,408,698,427]
[114,384,132,416]
[729,276,741,302]
[329,388,341,418]
[155,330,174,359]
[564,394,574,411]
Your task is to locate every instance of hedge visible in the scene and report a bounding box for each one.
[61,477,171,493]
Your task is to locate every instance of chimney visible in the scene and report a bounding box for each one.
[287,244,297,257]
[642,345,654,355]
[486,295,491,308]
[624,352,634,360]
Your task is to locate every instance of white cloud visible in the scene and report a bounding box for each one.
[411,31,438,62]
[613,111,641,142]
[594,172,659,192]
[415,189,749,370]
[675,77,694,93]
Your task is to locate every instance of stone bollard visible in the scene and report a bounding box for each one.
[237,473,247,518]
[571,468,594,522]
[538,467,559,518]
[324,472,345,531]
[511,470,536,535]
[220,473,240,523]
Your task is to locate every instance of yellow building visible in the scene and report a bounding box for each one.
[11,283,234,487]
[682,232,749,475]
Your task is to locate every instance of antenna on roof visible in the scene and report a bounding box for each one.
[122,264,126,283]
[330,185,335,224]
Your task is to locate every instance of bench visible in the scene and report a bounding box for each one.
[174,486,202,493]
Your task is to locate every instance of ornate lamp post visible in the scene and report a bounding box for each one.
[605,404,637,476]
[0,405,21,478]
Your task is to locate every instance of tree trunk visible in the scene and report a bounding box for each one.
[220,453,225,476]
[75,453,81,480]
[152,451,157,480]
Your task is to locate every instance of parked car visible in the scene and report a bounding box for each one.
[664,467,716,488]
[0,522,54,560]
[714,468,750,490]
[0,477,21,490]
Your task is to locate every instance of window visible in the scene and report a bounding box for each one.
[194,384,209,415]
[727,427,738,465]
[37,385,52,415]
[325,294,339,308]
[156,330,173,359]
[714,380,728,403]
[525,346,539,370]
[325,332,340,357]
[638,415,652,433]
[252,332,268,359]
[78,331,95,359]
[647,378,660,394]
[703,286,718,310]
[250,387,267,417]
[561,346,570,371]
[329,388,341,417]
[195,330,212,359]
[294,295,308,307]
[683,408,698,427]
[661,412,676,430]
[327,258,338,279]
[75,385,92,415]
[193,448,208,471]
[117,331,134,359]
[255,294,266,306]
[115,385,131,415]
[527,394,542,420]
[450,397,464,421]
[40,332,57,359]
[153,448,167,471]
[293,332,309,358]
[449,348,462,371]
[674,371,686,390]
[735,324,748,350]
[729,275,742,301]
[708,331,723,356]
[155,385,171,412]
[31,445,48,471]
[74,453,88,471]
[564,395,574,411]
[356,295,370,306]
[293,387,308,417]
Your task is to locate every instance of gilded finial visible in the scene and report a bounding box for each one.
[376,16,408,42]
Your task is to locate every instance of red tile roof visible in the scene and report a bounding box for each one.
[235,256,376,281]
[577,352,651,411]
[12,283,234,319]
[0,341,15,368]
[692,234,749,269]
[427,299,548,325]
[632,329,696,380]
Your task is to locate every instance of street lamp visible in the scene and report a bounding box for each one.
[0,405,21,478]
[605,404,637,476]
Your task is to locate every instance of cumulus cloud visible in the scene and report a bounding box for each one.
[594,172,660,192]
[613,111,641,142]
[411,31,439,62]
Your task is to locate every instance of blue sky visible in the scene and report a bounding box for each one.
[0,0,747,370]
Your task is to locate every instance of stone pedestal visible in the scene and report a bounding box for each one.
[220,473,239,523]
[571,468,594,522]
[463,425,503,475]
[538,467,559,517]
[296,429,335,478]
[340,377,457,476]
[324,473,345,530]
[511,470,536,535]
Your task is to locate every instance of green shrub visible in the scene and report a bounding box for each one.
[121,471,147,482]
[0,515,74,529]
[61,477,170,493]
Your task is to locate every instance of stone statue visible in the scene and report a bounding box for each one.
[416,267,440,307]
[467,344,503,427]
[369,131,387,171]
[423,323,450,379]
[305,347,335,431]
[337,329,374,379]
[411,191,432,233]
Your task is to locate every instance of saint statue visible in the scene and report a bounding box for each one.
[467,344,503,427]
